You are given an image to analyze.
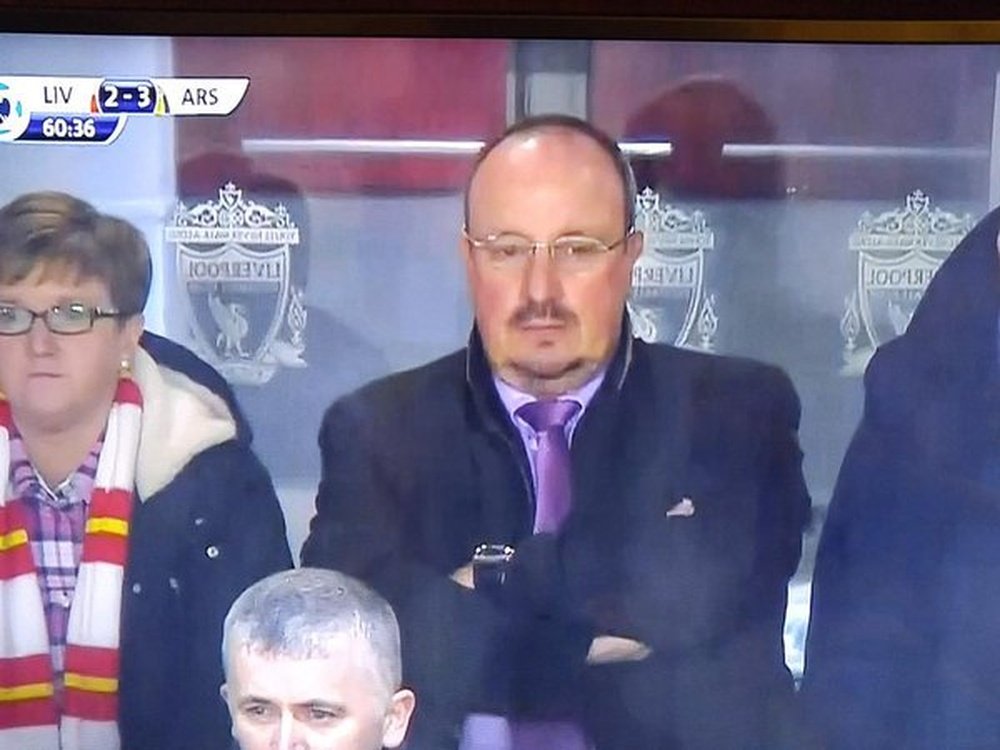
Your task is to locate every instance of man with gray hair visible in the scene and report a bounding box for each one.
[221,568,416,750]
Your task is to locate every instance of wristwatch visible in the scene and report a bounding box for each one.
[472,543,515,591]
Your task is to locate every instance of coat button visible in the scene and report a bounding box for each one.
[194,517,206,527]
[132,583,142,594]
[206,545,220,559]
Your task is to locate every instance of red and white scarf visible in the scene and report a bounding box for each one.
[0,378,142,750]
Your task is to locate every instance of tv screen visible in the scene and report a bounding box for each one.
[1,15,997,747]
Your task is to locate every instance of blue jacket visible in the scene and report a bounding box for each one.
[119,332,292,750]
[803,207,1000,748]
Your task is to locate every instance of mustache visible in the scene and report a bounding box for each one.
[509,300,577,327]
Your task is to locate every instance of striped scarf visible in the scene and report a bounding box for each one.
[0,378,141,750]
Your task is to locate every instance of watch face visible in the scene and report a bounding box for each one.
[473,563,507,591]
[473,543,515,565]
[473,544,515,591]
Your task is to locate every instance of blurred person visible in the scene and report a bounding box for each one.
[625,75,783,200]
[222,567,415,750]
[0,191,292,750]
[302,115,811,750]
[622,76,805,366]
[176,156,388,484]
[803,206,1000,748]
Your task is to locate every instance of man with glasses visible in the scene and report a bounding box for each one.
[302,115,811,750]
[0,191,292,750]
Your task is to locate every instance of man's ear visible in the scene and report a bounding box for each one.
[460,229,479,292]
[220,684,240,741]
[625,229,644,263]
[381,688,416,749]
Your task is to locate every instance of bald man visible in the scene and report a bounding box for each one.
[303,115,810,750]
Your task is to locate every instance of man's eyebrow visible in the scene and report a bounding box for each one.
[297,700,347,712]
[236,695,274,707]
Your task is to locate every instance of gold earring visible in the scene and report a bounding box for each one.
[119,358,132,377]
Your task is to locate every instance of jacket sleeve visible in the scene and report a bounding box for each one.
[743,366,811,680]
[300,396,515,748]
[700,367,812,747]
[665,367,810,747]
[802,395,944,749]
[748,368,813,746]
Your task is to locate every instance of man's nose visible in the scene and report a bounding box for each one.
[275,714,307,750]
[523,245,562,304]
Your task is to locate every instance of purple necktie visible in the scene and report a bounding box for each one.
[460,715,591,750]
[516,399,581,534]
[459,401,590,750]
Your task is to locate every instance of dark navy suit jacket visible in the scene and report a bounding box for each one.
[803,206,1000,749]
[303,326,811,750]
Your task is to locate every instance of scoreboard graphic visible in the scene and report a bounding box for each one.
[0,76,249,144]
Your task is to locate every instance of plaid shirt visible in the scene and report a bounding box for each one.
[8,428,102,696]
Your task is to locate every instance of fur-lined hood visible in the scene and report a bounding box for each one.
[131,343,238,500]
[134,331,261,499]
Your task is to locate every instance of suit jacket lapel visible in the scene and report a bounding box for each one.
[467,425,534,543]
[570,341,694,528]
[463,336,537,544]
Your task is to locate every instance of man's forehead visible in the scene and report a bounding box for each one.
[485,126,613,168]
[231,646,367,687]
[467,126,627,229]
[470,127,624,205]
[229,633,383,683]
[235,631,362,660]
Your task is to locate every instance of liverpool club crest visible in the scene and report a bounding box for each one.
[628,188,718,350]
[165,182,307,385]
[840,190,972,374]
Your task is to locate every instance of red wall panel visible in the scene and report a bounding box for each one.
[173,37,509,194]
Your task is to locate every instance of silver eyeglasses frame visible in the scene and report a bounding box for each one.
[462,227,635,270]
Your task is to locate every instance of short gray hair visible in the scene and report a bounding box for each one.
[223,568,402,700]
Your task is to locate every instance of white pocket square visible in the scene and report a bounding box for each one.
[666,497,696,518]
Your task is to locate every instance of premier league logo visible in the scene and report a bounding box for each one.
[165,183,307,385]
[840,190,972,374]
[628,188,718,350]
[0,81,29,142]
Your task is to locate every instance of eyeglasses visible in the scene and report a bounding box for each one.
[463,228,633,272]
[0,303,133,336]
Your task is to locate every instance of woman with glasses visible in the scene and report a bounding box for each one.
[0,191,292,750]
